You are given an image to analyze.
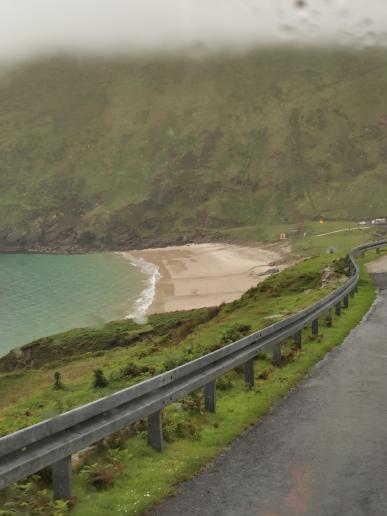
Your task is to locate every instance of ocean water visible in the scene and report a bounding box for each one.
[0,252,159,356]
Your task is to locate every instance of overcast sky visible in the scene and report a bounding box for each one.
[1,0,387,62]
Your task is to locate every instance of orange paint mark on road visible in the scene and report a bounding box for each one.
[285,464,310,515]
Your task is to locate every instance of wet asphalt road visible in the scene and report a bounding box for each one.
[152,273,387,516]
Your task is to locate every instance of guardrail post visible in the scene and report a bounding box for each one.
[204,380,216,412]
[343,294,349,309]
[52,455,72,502]
[311,319,319,336]
[350,288,355,298]
[377,247,380,254]
[244,359,254,387]
[335,302,342,316]
[272,343,281,365]
[294,330,302,350]
[148,410,163,452]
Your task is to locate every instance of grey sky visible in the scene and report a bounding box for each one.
[1,0,387,61]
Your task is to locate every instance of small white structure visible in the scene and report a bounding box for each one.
[372,218,386,225]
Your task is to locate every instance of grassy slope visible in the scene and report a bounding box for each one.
[1,47,387,249]
[73,259,376,516]
[0,254,338,435]
[0,251,379,514]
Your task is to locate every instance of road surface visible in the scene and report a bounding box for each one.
[313,226,370,238]
[152,270,387,516]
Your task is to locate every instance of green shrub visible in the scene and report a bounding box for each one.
[175,420,200,440]
[93,369,108,388]
[217,375,234,391]
[53,371,64,390]
[332,255,351,276]
[81,462,124,490]
[97,424,144,451]
[80,448,127,489]
[0,476,69,515]
[221,324,251,345]
[180,392,203,414]
[120,362,151,379]
[257,368,271,380]
[162,415,200,442]
[99,429,130,450]
[163,351,189,371]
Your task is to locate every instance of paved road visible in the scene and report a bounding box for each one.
[313,226,370,238]
[152,273,387,516]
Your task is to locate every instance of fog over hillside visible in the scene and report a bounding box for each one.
[1,0,387,62]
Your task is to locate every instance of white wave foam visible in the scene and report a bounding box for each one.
[118,253,161,324]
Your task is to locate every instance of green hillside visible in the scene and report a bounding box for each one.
[1,47,387,250]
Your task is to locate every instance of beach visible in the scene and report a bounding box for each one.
[127,243,292,314]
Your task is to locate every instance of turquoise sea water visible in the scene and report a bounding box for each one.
[0,253,152,356]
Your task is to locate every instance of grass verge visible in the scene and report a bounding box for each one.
[68,259,376,515]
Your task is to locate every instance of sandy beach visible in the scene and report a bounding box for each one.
[127,243,292,314]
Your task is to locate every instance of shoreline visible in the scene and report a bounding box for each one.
[0,234,210,255]
[0,241,295,329]
[121,254,161,321]
[127,242,294,314]
[0,232,280,256]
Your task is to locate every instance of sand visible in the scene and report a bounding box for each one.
[127,243,292,314]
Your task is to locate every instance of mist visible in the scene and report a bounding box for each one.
[1,0,387,62]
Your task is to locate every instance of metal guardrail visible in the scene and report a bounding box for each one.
[0,240,386,501]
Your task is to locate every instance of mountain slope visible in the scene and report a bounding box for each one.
[1,47,387,250]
